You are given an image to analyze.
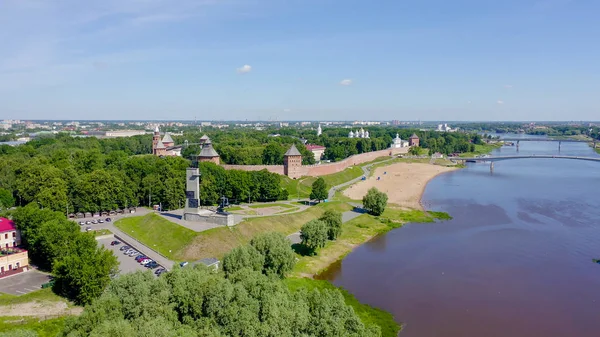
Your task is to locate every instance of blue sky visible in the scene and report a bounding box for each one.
[1,0,598,121]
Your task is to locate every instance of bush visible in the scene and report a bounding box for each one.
[362,188,388,216]
[319,210,343,240]
[300,219,329,255]
[250,232,296,278]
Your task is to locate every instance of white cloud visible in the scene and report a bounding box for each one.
[339,79,353,86]
[504,84,513,89]
[237,64,252,74]
[497,100,504,104]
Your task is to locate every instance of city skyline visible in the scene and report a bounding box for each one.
[1,0,599,121]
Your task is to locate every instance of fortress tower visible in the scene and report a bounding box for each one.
[283,144,303,179]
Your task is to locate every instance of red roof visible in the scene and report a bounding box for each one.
[0,218,16,233]
[305,144,326,151]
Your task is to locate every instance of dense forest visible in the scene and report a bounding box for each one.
[0,134,286,213]
[455,122,600,139]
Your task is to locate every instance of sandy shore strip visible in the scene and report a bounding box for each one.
[342,162,457,209]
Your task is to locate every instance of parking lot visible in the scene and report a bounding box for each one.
[97,237,163,275]
[0,270,52,295]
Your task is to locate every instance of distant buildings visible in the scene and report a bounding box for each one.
[196,136,220,164]
[436,123,456,132]
[86,130,146,138]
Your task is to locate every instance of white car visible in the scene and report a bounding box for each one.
[141,259,153,265]
[128,251,138,256]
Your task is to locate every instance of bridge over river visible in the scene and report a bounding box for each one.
[500,137,596,150]
[455,155,600,172]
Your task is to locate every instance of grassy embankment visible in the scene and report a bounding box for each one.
[0,289,78,336]
[291,208,451,278]
[115,202,353,261]
[459,143,503,157]
[281,156,393,199]
[93,228,112,237]
[114,213,198,261]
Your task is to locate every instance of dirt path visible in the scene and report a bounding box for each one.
[0,301,83,317]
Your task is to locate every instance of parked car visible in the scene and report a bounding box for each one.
[120,246,130,251]
[124,249,135,255]
[135,255,147,262]
[154,268,165,275]
[110,240,121,246]
[85,221,92,225]
[98,219,104,223]
[180,261,188,267]
[105,218,112,222]
[79,221,85,225]
[127,250,138,256]
[91,220,98,224]
[140,259,152,265]
[85,227,92,232]
[146,261,159,269]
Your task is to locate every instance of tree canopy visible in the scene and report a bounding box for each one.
[310,177,328,202]
[61,267,381,337]
[300,219,329,255]
[319,209,343,240]
[362,188,388,216]
[249,232,296,278]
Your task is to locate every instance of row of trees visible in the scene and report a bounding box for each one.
[0,134,287,213]
[10,204,118,305]
[60,266,381,337]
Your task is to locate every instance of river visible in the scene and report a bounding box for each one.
[324,136,600,337]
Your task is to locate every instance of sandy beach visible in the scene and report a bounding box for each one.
[343,162,457,209]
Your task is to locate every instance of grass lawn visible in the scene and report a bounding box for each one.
[459,143,502,157]
[276,207,300,214]
[0,316,66,337]
[225,206,243,211]
[178,201,353,261]
[248,203,295,209]
[285,278,400,337]
[93,228,112,237]
[114,213,199,261]
[292,208,451,277]
[0,289,65,306]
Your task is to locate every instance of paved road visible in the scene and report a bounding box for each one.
[0,270,51,295]
[97,237,155,275]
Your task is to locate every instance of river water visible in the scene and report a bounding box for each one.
[324,137,600,337]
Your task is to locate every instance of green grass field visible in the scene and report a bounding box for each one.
[248,203,295,209]
[93,228,112,237]
[178,201,353,261]
[285,278,401,337]
[114,213,199,260]
[459,143,502,157]
[0,316,66,337]
[0,288,64,306]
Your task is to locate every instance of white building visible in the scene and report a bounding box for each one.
[349,128,369,139]
[317,124,322,136]
[390,133,409,148]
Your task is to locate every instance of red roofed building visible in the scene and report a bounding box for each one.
[0,218,28,277]
[0,218,20,248]
[305,144,326,162]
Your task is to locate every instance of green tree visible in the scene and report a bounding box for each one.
[222,245,265,276]
[362,187,388,216]
[262,142,285,165]
[408,146,421,156]
[310,177,328,202]
[300,219,328,255]
[319,210,343,240]
[0,188,15,209]
[250,232,295,278]
[52,234,118,305]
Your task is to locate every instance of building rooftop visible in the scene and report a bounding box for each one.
[305,144,326,151]
[198,143,219,157]
[0,217,16,233]
[410,133,419,139]
[162,132,174,144]
[284,144,302,156]
[155,140,166,149]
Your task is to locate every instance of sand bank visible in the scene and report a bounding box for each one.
[342,162,457,209]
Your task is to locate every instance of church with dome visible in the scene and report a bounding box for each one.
[348,128,369,139]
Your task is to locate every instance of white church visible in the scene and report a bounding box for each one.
[348,128,369,139]
[390,133,409,148]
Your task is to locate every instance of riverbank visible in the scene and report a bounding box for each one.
[342,162,457,210]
